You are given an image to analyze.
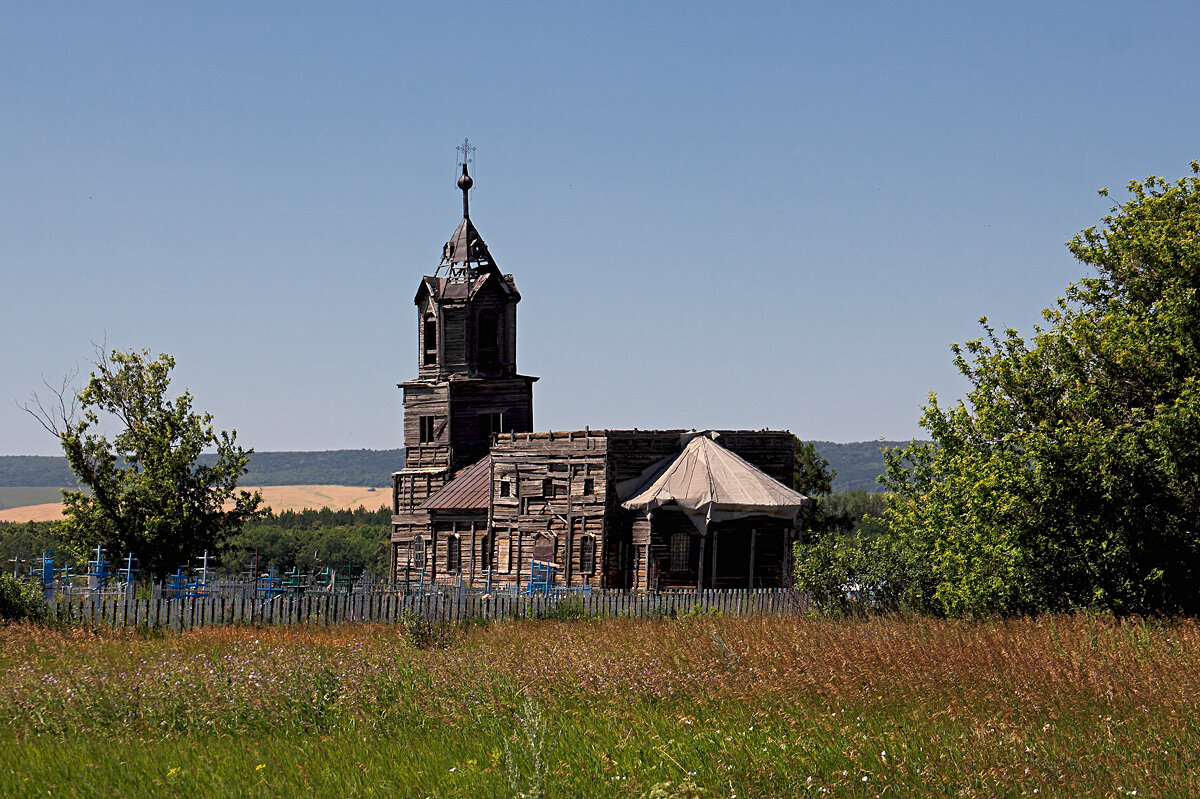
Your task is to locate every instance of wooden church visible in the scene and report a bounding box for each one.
[390,152,809,591]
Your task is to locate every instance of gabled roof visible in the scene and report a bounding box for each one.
[414,271,519,305]
[420,456,491,512]
[618,434,810,533]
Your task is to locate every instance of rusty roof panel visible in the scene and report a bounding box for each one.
[420,455,491,511]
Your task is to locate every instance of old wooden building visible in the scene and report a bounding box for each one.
[390,159,809,590]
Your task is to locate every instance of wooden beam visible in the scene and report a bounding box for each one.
[470,520,477,584]
[711,527,720,590]
[565,517,574,587]
[748,528,757,590]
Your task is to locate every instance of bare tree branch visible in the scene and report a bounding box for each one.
[21,367,80,437]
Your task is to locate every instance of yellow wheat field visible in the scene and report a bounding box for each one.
[0,485,390,523]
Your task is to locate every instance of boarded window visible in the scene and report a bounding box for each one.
[412,538,426,569]
[446,536,461,572]
[580,536,596,574]
[423,318,437,366]
[419,416,437,443]
[543,478,559,498]
[532,535,554,564]
[670,533,690,572]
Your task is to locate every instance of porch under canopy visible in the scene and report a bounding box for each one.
[617,433,811,533]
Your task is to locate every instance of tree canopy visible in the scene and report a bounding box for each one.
[883,162,1200,616]
[29,349,265,579]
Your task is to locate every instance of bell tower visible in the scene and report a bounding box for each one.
[391,145,537,559]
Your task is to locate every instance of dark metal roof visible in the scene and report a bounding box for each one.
[415,272,519,305]
[420,455,491,511]
[443,217,494,265]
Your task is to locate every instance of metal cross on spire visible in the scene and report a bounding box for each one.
[456,137,476,169]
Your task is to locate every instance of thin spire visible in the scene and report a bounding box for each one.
[458,162,473,219]
[436,139,502,280]
[455,138,476,220]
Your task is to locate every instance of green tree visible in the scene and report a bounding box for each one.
[791,438,865,609]
[883,162,1200,616]
[27,348,265,579]
[792,438,835,497]
[790,438,933,613]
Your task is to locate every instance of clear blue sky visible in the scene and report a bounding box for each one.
[3,2,1198,456]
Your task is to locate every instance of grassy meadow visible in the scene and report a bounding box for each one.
[0,486,65,512]
[2,614,1198,798]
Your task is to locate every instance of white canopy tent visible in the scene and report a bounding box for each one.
[618,433,811,534]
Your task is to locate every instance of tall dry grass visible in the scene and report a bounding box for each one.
[2,614,1197,797]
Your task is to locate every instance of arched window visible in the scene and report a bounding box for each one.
[423,317,437,366]
[412,537,427,569]
[670,533,691,572]
[446,535,461,572]
[579,535,596,575]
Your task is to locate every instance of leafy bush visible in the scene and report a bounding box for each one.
[399,610,457,650]
[794,517,937,616]
[539,594,595,621]
[0,574,45,623]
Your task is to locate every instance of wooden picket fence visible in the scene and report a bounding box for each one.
[43,589,810,630]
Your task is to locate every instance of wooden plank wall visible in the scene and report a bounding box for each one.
[401,382,451,459]
[391,430,795,592]
[449,378,534,469]
[716,431,794,487]
[491,431,609,589]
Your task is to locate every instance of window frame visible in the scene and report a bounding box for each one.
[480,411,503,441]
[669,533,691,572]
[412,537,427,570]
[481,533,493,572]
[419,416,437,444]
[477,309,500,366]
[579,535,596,575]
[423,317,438,366]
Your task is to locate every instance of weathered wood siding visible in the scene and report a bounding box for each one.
[448,378,534,469]
[401,382,451,462]
[490,431,610,588]
[717,431,794,487]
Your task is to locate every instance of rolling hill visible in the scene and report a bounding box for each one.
[0,440,919,496]
[0,449,405,489]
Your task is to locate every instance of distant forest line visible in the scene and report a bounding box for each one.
[0,441,921,494]
[0,449,405,490]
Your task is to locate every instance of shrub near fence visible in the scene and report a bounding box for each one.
[43,589,810,630]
